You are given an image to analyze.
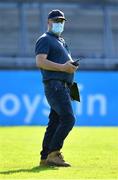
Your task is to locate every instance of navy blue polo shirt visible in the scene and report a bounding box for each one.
[35,32,74,83]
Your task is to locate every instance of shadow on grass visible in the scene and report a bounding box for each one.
[0,166,58,175]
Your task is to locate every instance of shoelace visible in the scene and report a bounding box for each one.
[57,152,65,162]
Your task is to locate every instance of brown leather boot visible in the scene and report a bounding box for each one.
[39,159,48,166]
[47,151,71,167]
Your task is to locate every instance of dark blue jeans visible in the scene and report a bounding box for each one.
[40,80,75,160]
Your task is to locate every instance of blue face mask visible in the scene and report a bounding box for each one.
[52,22,64,35]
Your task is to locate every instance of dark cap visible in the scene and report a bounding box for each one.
[48,9,67,21]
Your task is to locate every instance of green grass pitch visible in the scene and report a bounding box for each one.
[0,126,118,179]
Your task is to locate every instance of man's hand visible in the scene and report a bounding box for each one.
[62,61,79,73]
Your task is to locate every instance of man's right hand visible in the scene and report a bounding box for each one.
[62,61,78,73]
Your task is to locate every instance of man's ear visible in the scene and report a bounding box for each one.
[48,19,53,25]
[48,19,53,30]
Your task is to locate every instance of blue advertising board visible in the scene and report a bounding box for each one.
[0,70,118,126]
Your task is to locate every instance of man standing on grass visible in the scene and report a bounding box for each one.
[35,9,78,167]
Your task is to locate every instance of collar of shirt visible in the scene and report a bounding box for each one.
[46,31,65,45]
[46,31,60,38]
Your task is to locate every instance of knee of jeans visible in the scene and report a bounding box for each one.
[61,113,75,126]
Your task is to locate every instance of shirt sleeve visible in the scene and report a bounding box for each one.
[35,37,50,56]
